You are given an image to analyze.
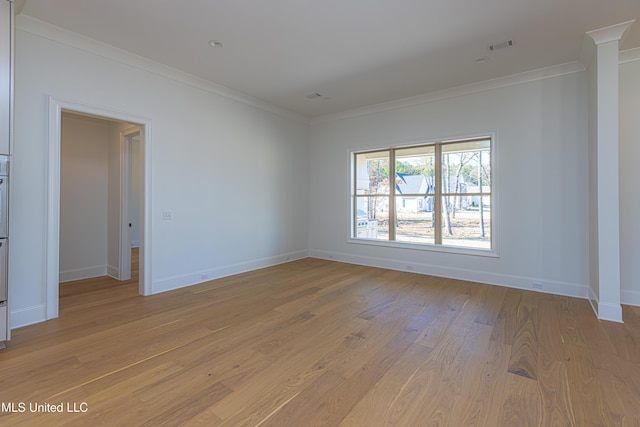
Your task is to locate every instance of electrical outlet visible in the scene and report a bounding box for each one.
[532,282,543,290]
[162,211,173,220]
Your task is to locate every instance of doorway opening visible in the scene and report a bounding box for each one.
[47,98,152,320]
[118,128,142,282]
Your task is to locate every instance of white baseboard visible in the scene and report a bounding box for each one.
[621,289,640,307]
[11,304,47,329]
[597,302,623,323]
[153,250,309,294]
[588,286,623,322]
[588,286,599,318]
[308,249,589,299]
[107,265,119,280]
[59,265,107,283]
[131,240,140,248]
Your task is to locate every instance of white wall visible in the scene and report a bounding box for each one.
[620,52,640,305]
[10,18,309,327]
[309,71,590,297]
[59,113,110,282]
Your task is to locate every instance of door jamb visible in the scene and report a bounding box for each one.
[118,127,139,282]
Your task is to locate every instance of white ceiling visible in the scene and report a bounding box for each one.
[17,0,640,119]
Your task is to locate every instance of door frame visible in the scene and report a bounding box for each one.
[118,127,140,282]
[46,97,153,320]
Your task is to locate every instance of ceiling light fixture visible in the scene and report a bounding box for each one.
[208,40,224,48]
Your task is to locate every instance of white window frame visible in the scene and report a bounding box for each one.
[349,134,498,258]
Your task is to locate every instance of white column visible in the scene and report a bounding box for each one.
[586,20,634,322]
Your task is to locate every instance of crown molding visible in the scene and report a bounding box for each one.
[586,20,635,45]
[620,47,640,64]
[581,20,636,67]
[16,15,309,124]
[310,61,586,124]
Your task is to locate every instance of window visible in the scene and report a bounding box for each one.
[352,136,492,251]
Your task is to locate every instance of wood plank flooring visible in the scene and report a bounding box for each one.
[1,252,640,426]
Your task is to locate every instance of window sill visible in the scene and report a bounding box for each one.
[347,237,499,258]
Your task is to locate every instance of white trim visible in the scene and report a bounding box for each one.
[588,286,599,318]
[620,47,640,64]
[597,302,623,323]
[47,97,153,320]
[588,286,623,323]
[131,240,140,248]
[59,265,108,283]
[153,250,309,294]
[311,62,585,124]
[586,20,635,45]
[621,289,640,307]
[118,127,139,282]
[107,265,119,280]
[581,21,636,68]
[309,249,588,299]
[11,304,46,329]
[16,15,307,124]
[139,123,152,296]
[46,100,61,320]
[346,238,497,258]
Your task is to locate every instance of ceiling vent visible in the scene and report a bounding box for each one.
[488,40,514,52]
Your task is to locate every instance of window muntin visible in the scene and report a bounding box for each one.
[352,137,492,250]
[354,151,390,241]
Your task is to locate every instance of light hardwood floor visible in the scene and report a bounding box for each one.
[1,251,640,426]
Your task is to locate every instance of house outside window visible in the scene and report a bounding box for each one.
[352,136,492,251]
